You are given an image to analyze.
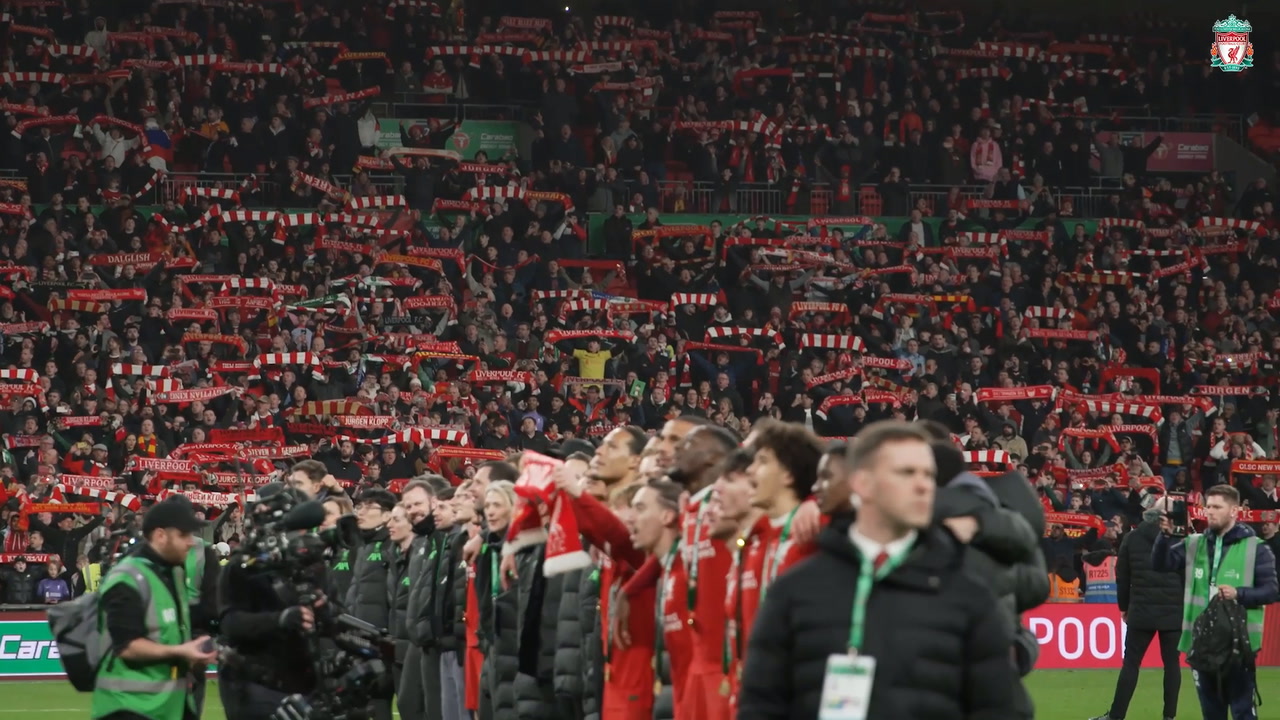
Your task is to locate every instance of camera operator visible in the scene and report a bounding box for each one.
[216,483,328,720]
[345,489,397,720]
[1089,496,1184,720]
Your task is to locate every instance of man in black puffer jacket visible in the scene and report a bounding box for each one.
[739,421,1016,720]
[386,505,415,720]
[406,482,449,720]
[1089,498,1184,720]
[431,490,469,720]
[346,489,397,720]
[345,489,396,629]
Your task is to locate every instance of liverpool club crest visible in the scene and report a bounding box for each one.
[1211,15,1253,72]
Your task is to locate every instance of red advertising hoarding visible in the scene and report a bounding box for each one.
[1023,604,1184,670]
[1092,131,1215,174]
[1026,603,1280,669]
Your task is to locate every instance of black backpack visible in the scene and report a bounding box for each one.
[1186,594,1252,678]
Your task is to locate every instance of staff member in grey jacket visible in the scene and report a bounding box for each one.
[1090,497,1184,720]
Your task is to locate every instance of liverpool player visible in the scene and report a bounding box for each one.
[713,449,765,718]
[560,426,654,720]
[746,419,825,597]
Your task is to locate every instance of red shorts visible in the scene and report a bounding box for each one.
[676,662,730,720]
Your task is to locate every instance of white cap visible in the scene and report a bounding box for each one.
[214,542,231,556]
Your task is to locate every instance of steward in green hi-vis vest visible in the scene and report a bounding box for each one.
[90,555,194,720]
[1180,533,1265,652]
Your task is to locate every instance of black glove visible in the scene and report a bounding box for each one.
[278,607,308,632]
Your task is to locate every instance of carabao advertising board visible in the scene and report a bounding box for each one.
[0,616,220,679]
[0,620,64,677]
[376,120,532,160]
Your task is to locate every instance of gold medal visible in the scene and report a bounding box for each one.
[654,680,663,696]
[604,665,611,682]
[719,678,730,697]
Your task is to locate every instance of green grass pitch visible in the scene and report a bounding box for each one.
[0,670,1277,718]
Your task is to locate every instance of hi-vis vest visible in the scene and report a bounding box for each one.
[1179,532,1265,653]
[81,563,103,594]
[90,555,194,720]
[1085,556,1118,604]
[1049,573,1082,602]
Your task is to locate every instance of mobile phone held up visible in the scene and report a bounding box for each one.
[1167,492,1189,537]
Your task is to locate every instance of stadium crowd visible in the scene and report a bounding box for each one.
[0,0,1278,717]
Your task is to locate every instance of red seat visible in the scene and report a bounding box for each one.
[859,187,882,216]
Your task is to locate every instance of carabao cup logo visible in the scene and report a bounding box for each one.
[1211,15,1254,72]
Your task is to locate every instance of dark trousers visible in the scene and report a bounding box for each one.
[398,647,426,720]
[422,647,444,720]
[1108,627,1181,719]
[192,670,207,716]
[218,678,291,720]
[1193,661,1258,720]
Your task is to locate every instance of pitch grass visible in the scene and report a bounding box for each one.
[0,670,1277,718]
[1027,668,1280,720]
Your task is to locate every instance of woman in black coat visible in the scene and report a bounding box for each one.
[738,515,1016,720]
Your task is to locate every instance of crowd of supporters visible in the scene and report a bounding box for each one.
[0,0,1278,636]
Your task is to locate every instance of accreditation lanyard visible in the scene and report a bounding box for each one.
[653,537,682,693]
[759,506,799,604]
[1207,533,1226,600]
[484,545,500,599]
[723,535,749,677]
[686,495,710,612]
[847,546,911,655]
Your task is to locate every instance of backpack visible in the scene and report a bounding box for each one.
[1186,594,1253,679]
[46,564,151,692]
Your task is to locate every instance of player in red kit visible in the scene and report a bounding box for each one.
[746,419,826,597]
[624,425,738,720]
[713,449,767,717]
[562,427,653,720]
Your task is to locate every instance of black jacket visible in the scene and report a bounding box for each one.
[1,565,38,604]
[1116,517,1184,631]
[738,517,1017,720]
[553,564,603,720]
[406,528,446,649]
[216,560,320,693]
[476,532,520,720]
[330,547,355,604]
[513,545,556,720]
[345,527,392,630]
[431,527,465,654]
[452,533,471,654]
[387,539,413,663]
[29,515,105,568]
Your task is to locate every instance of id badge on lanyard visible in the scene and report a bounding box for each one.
[818,654,877,720]
[820,542,908,720]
